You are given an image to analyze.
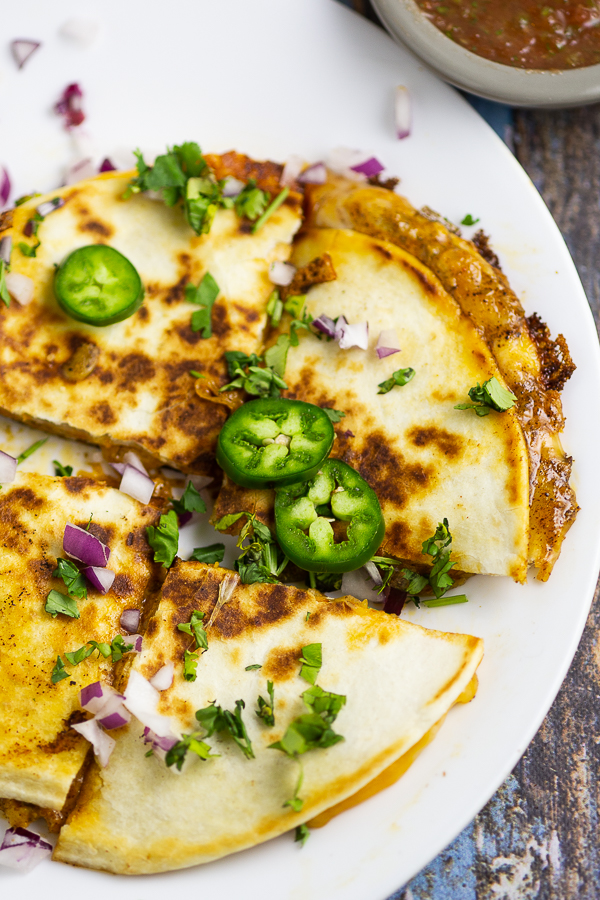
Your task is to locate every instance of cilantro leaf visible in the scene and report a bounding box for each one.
[108,634,134,662]
[53,460,73,477]
[234,178,269,221]
[64,644,96,666]
[377,367,415,395]
[53,558,87,601]
[224,351,263,378]
[165,734,218,771]
[59,635,133,672]
[45,589,80,619]
[51,656,69,683]
[264,334,290,378]
[146,510,179,568]
[295,824,310,846]
[0,261,11,307]
[301,684,346,725]
[245,664,262,671]
[171,481,207,517]
[178,610,208,651]
[17,240,40,258]
[269,712,344,756]
[299,643,322,685]
[454,376,516,417]
[195,699,254,759]
[461,214,480,226]
[256,680,275,726]
[183,649,200,682]
[16,437,48,465]
[186,272,220,338]
[234,514,288,585]
[190,543,225,564]
[251,186,289,234]
[213,511,246,532]
[322,408,345,424]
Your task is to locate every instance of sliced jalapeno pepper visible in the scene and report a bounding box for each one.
[216,398,335,489]
[54,245,144,326]
[274,459,385,573]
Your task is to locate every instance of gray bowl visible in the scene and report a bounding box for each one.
[371,0,600,108]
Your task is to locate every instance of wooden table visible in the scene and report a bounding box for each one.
[343,3,600,897]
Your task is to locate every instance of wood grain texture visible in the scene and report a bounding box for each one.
[390,105,600,900]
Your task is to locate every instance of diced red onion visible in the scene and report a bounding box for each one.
[0,827,52,872]
[376,329,400,359]
[222,176,245,198]
[99,158,116,172]
[72,718,115,767]
[123,450,148,475]
[337,318,369,351]
[65,157,96,185]
[97,708,131,730]
[298,162,327,185]
[63,521,110,567]
[395,85,412,140]
[123,670,175,737]
[149,662,174,691]
[280,155,304,186]
[341,567,388,604]
[5,272,34,306]
[120,608,141,634]
[80,681,109,714]
[384,587,407,617]
[83,565,115,593]
[142,726,178,762]
[10,40,41,70]
[55,83,85,129]
[119,464,155,504]
[327,147,374,181]
[36,197,64,218]
[312,314,338,338]
[0,450,17,484]
[0,168,10,207]
[59,18,99,47]
[350,156,385,178]
[364,561,383,586]
[110,462,126,476]
[125,633,143,653]
[269,260,296,286]
[341,429,355,439]
[178,511,193,528]
[0,236,11,265]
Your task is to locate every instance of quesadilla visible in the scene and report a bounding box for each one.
[0,472,160,811]
[54,561,483,874]
[0,153,302,474]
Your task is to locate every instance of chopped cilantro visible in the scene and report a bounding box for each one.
[264,334,291,378]
[454,376,516,417]
[178,610,208,651]
[0,261,10,307]
[64,644,96,666]
[55,635,134,677]
[301,684,346,725]
[221,348,288,399]
[461,214,480,226]
[171,481,207,517]
[299,643,322,685]
[269,711,344,757]
[285,763,305,812]
[196,699,255,759]
[14,192,41,207]
[45,589,80,619]
[256,680,275,726]
[322,408,345,424]
[16,437,48,465]
[283,294,305,319]
[109,634,134,662]
[234,513,288,585]
[146,509,179,568]
[251,186,290,234]
[266,290,283,327]
[53,558,87,601]
[423,594,468,607]
[17,240,40,258]
[245,664,262,671]
[234,178,269,221]
[53,460,73,477]
[186,272,220,338]
[183,649,200,682]
[213,511,246,531]
[377,367,415,394]
[190,543,225,564]
[295,824,310,846]
[51,656,69,683]
[165,734,218,771]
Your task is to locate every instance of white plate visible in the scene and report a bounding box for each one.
[2,1,600,898]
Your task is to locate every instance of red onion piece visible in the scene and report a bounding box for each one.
[376,328,400,359]
[327,147,371,179]
[83,565,115,594]
[350,156,384,178]
[123,451,148,475]
[10,40,41,70]
[36,197,64,217]
[337,319,369,351]
[341,567,388,604]
[142,726,178,762]
[384,587,407,617]
[341,429,355,439]
[0,168,10,206]
[280,155,303,186]
[269,260,296,286]
[80,681,107,713]
[97,708,131,730]
[0,236,11,265]
[312,313,338,338]
[298,162,327,184]
[72,718,115,767]
[149,662,174,691]
[395,85,412,140]
[63,521,110,567]
[125,633,143,653]
[60,18,99,47]
[120,608,141,634]
[178,511,193,528]
[99,158,116,172]
[5,272,34,306]
[110,463,126,476]
[0,450,17,484]
[0,827,52,872]
[119,464,155,504]
[65,157,96,185]
[123,670,175,737]
[221,176,245,198]
[55,83,85,129]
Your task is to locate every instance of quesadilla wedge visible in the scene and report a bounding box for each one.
[54,561,483,874]
[0,152,302,474]
[0,472,160,811]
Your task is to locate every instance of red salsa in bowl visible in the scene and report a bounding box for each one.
[415,0,600,69]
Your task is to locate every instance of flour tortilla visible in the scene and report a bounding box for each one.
[54,561,483,874]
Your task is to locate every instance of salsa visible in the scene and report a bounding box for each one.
[415,0,600,69]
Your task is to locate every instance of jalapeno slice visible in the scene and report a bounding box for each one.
[216,398,335,489]
[274,459,385,573]
[54,245,144,326]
